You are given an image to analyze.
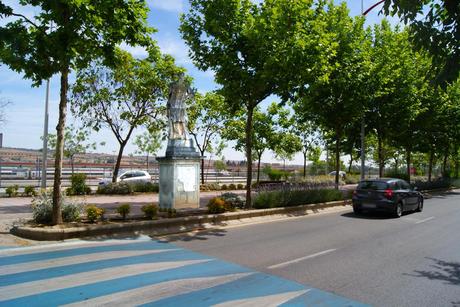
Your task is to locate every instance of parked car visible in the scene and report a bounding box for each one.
[329,171,346,179]
[98,170,151,186]
[352,178,423,217]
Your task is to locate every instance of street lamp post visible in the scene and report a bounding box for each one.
[360,0,385,180]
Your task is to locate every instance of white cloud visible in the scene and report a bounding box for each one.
[119,43,149,59]
[158,37,192,65]
[148,0,183,13]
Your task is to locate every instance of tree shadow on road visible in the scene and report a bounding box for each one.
[426,190,460,200]
[157,228,228,243]
[341,212,394,220]
[404,257,460,286]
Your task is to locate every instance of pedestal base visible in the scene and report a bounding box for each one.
[157,156,200,209]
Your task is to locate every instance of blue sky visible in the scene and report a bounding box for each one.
[0,0,399,164]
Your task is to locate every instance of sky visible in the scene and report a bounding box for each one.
[0,0,400,165]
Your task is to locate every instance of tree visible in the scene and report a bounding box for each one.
[181,0,328,207]
[47,125,102,174]
[187,92,227,184]
[294,3,370,189]
[72,50,182,182]
[383,0,460,84]
[134,130,163,172]
[0,0,152,224]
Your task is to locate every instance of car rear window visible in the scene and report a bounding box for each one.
[357,181,389,190]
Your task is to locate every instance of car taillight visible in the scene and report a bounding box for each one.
[384,189,393,199]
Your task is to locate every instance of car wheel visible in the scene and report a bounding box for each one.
[353,205,362,215]
[416,198,423,212]
[394,202,403,218]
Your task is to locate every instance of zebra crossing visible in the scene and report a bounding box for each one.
[0,237,368,306]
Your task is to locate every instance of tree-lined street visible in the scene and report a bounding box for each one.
[1,190,459,306]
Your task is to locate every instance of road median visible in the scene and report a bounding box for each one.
[11,199,351,241]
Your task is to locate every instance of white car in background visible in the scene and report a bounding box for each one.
[98,170,151,186]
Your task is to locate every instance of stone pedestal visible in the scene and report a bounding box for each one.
[157,156,201,209]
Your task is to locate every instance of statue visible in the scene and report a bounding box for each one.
[167,74,194,140]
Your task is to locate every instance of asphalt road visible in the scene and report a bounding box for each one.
[165,190,460,307]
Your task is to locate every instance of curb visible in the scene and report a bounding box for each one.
[11,200,351,241]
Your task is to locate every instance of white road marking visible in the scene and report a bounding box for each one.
[0,237,152,257]
[0,249,177,276]
[415,216,435,224]
[213,289,310,307]
[0,259,211,301]
[267,249,337,269]
[63,272,254,307]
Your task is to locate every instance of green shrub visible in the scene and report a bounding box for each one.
[62,201,82,222]
[31,190,53,224]
[116,204,131,219]
[86,205,105,223]
[141,204,158,219]
[413,178,451,191]
[253,189,343,209]
[207,197,227,214]
[5,185,19,197]
[131,182,159,193]
[344,175,360,184]
[200,183,221,191]
[97,182,133,195]
[31,190,84,224]
[68,173,91,195]
[23,185,37,197]
[220,192,245,210]
[221,184,228,190]
[228,183,237,190]
[237,183,244,190]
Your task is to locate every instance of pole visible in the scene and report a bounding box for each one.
[41,79,50,189]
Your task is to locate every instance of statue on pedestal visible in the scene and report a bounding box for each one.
[167,74,194,140]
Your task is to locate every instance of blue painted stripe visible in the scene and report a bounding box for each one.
[0,259,251,306]
[0,248,207,286]
[141,272,306,307]
[280,288,370,307]
[0,241,175,266]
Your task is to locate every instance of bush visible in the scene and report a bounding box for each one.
[67,173,91,195]
[131,182,159,193]
[228,183,237,190]
[141,204,158,219]
[31,190,53,224]
[86,205,105,223]
[5,185,19,197]
[62,201,83,222]
[97,182,133,195]
[31,190,84,224]
[253,188,343,209]
[116,204,131,219]
[413,178,451,191]
[237,183,244,190]
[344,175,360,185]
[207,197,227,214]
[200,183,221,191]
[221,184,228,190]
[220,192,246,210]
[23,185,37,197]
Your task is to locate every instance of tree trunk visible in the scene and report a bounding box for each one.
[257,154,262,183]
[52,68,69,225]
[406,147,412,182]
[394,157,398,173]
[201,154,205,184]
[428,149,434,182]
[146,152,149,172]
[442,145,449,177]
[113,142,127,182]
[245,106,254,208]
[335,135,341,190]
[348,153,353,173]
[378,134,384,177]
[70,156,74,175]
[303,151,307,178]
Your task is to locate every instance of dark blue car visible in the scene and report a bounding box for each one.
[352,178,424,217]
